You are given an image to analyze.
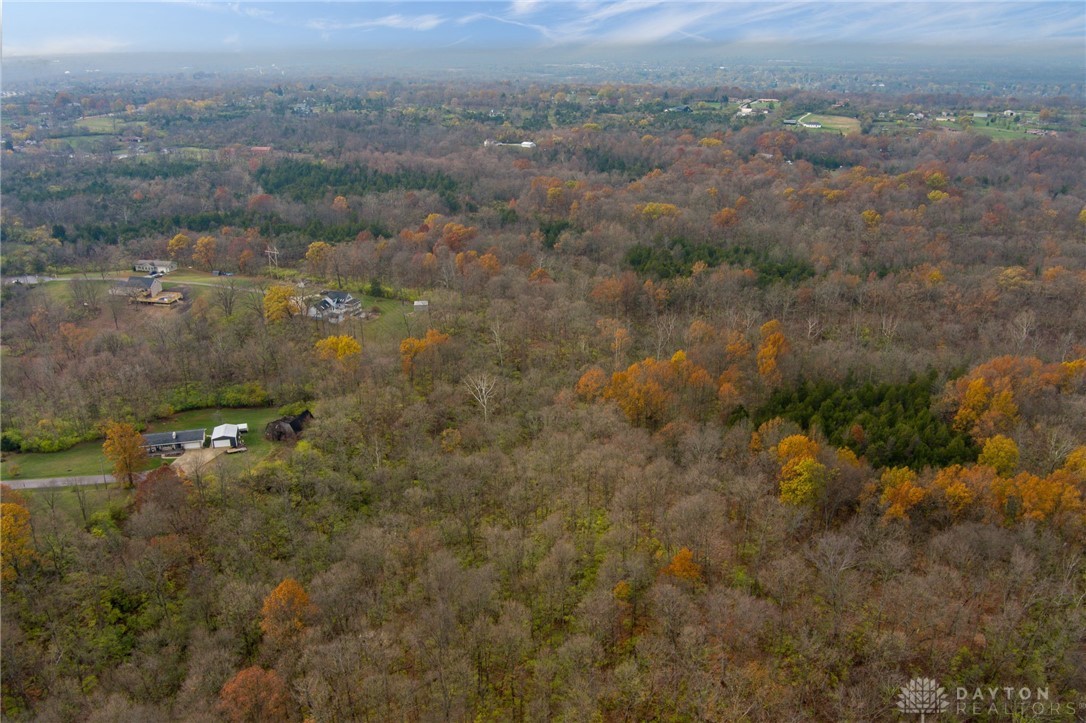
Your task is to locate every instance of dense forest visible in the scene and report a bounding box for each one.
[1,71,1085,721]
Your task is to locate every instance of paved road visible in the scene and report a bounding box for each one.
[2,474,115,490]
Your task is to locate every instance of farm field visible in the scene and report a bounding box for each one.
[72,115,121,133]
[804,114,862,134]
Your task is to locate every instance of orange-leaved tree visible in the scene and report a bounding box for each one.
[399,328,450,381]
[218,666,296,723]
[1,499,34,585]
[661,547,703,584]
[757,320,789,385]
[102,420,147,489]
[260,577,316,644]
[878,467,926,522]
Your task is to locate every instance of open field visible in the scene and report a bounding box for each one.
[804,114,862,134]
[965,124,1036,140]
[45,136,112,152]
[0,439,164,480]
[73,115,119,133]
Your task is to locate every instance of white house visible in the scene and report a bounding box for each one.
[308,290,361,322]
[210,423,248,448]
[134,259,177,274]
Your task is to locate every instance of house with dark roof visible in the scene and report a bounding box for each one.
[141,429,206,455]
[110,276,162,298]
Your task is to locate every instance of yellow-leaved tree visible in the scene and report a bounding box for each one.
[775,434,826,507]
[314,334,361,362]
[193,235,217,270]
[977,434,1019,477]
[263,285,300,323]
[167,232,191,261]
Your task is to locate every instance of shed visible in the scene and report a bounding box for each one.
[264,410,314,441]
[210,423,245,448]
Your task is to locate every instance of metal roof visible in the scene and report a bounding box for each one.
[141,429,205,447]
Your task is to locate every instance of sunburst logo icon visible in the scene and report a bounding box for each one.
[897,677,950,721]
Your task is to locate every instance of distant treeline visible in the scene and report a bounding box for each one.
[62,211,391,246]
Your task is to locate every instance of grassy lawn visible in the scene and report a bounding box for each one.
[45,136,111,152]
[0,439,164,480]
[22,484,131,528]
[804,114,862,134]
[359,296,415,345]
[0,406,282,481]
[73,116,119,133]
[968,125,1033,140]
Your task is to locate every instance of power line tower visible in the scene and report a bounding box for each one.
[264,245,280,268]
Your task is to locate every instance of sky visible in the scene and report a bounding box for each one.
[3,1,1084,57]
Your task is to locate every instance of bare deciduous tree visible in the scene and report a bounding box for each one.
[464,372,498,423]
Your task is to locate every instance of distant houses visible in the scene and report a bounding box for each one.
[141,429,206,455]
[484,139,538,149]
[134,259,176,274]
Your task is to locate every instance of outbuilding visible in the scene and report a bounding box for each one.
[210,423,248,448]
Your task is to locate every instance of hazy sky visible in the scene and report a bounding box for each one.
[4,1,1084,56]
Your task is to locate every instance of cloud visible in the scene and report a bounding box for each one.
[504,1,1086,46]
[508,0,543,16]
[307,14,444,33]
